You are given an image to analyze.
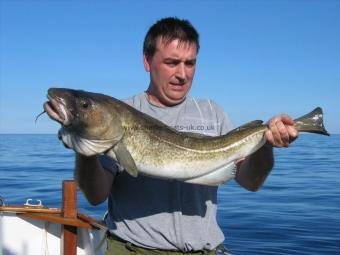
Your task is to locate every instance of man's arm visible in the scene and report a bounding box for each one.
[75,154,114,205]
[235,114,298,191]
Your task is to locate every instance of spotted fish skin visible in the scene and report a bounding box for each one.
[45,88,330,186]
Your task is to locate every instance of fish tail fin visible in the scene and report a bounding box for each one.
[294,107,330,136]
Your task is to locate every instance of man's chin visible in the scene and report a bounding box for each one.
[169,85,190,95]
[166,94,187,105]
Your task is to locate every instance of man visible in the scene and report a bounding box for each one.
[72,17,298,254]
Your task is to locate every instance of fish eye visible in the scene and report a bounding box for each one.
[82,102,89,109]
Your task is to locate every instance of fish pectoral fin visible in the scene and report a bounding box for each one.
[105,149,117,161]
[113,142,138,177]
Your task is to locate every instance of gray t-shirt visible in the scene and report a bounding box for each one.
[100,92,234,252]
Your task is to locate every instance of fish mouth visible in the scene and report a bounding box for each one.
[44,95,72,126]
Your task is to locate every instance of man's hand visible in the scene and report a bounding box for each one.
[265,114,299,148]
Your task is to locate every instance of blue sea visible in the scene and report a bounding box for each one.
[0,134,339,254]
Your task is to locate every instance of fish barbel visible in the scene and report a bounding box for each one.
[43,88,330,186]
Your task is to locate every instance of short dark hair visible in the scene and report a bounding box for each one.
[143,17,200,57]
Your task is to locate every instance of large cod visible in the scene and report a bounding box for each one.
[43,88,330,186]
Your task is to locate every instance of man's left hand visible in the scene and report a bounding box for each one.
[265,114,299,148]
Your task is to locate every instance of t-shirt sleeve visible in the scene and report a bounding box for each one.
[209,100,233,135]
[98,154,120,176]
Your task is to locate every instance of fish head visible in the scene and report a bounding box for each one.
[45,88,124,155]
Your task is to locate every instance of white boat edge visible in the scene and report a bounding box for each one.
[0,212,107,255]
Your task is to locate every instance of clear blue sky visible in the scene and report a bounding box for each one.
[1,0,339,134]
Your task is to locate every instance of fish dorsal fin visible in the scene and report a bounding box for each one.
[113,142,138,177]
[179,131,212,139]
[227,120,264,135]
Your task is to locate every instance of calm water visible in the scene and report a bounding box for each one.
[0,134,339,254]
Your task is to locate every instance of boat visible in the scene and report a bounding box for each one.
[0,180,107,255]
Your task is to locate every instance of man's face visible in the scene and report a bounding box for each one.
[144,38,197,106]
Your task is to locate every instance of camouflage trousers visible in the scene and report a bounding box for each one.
[104,235,232,255]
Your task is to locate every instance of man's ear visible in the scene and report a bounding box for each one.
[143,54,151,72]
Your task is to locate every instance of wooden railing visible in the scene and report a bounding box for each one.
[0,180,105,255]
